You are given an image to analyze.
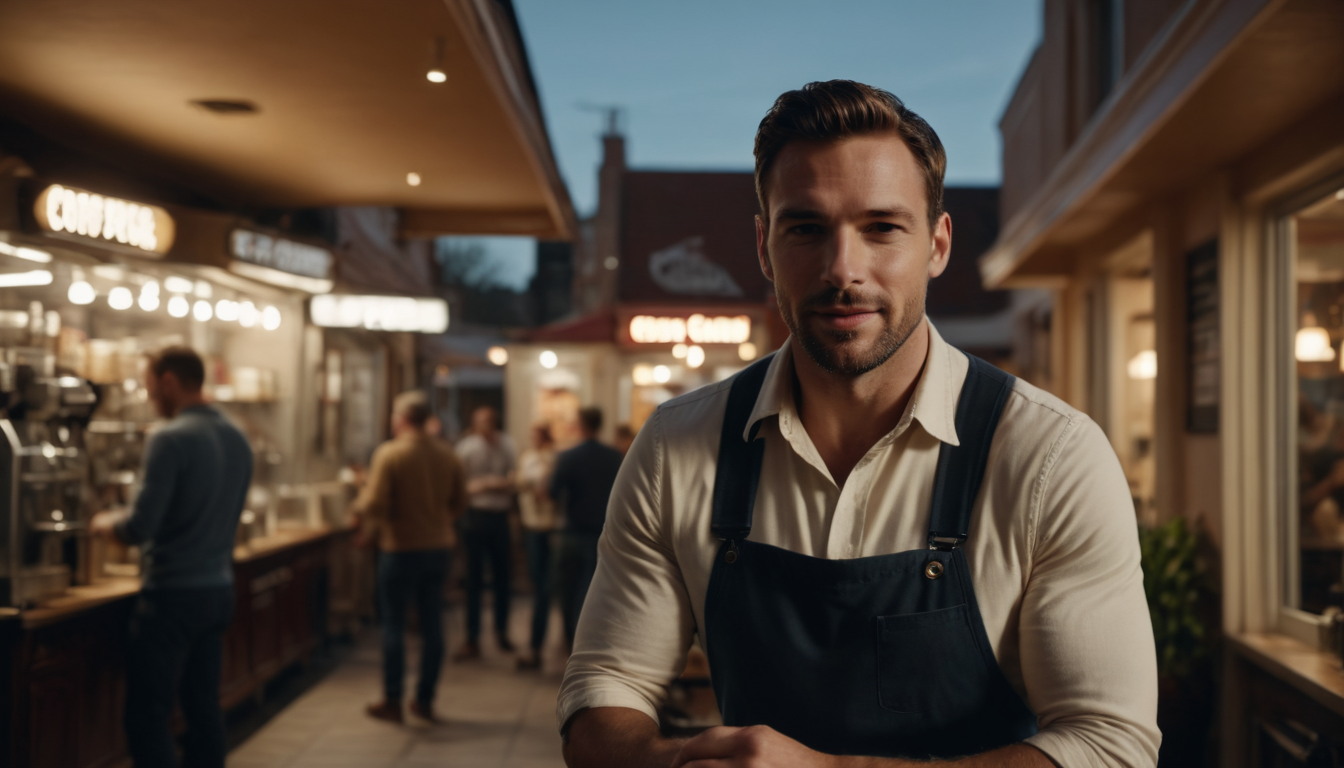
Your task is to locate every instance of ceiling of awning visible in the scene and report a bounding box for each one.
[0,0,574,240]
[980,0,1344,287]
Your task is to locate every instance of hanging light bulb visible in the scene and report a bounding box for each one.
[193,299,213,322]
[261,305,282,331]
[238,301,259,328]
[167,295,190,318]
[1296,313,1335,362]
[425,37,448,83]
[108,286,133,311]
[68,280,95,305]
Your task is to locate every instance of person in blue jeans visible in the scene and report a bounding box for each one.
[353,391,467,724]
[549,407,624,649]
[91,347,252,768]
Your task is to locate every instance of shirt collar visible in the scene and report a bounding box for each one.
[742,319,963,447]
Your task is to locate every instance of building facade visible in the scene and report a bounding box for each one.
[983,0,1344,762]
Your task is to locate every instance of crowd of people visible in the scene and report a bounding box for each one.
[352,396,628,724]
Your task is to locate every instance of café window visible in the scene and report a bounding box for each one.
[1289,183,1344,618]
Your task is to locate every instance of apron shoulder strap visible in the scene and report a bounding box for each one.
[927,353,1017,551]
[711,353,776,541]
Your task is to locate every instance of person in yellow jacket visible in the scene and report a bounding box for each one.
[354,390,467,724]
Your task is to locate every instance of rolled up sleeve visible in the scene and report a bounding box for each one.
[556,409,697,733]
[1021,417,1161,768]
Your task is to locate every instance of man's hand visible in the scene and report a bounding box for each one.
[89,511,123,542]
[671,726,836,768]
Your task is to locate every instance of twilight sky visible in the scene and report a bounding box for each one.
[458,1,1042,290]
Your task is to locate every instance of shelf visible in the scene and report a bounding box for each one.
[1232,632,1344,720]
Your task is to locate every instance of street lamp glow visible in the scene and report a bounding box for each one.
[487,346,509,366]
[671,343,688,359]
[167,295,190,318]
[193,299,213,322]
[68,280,95,305]
[738,342,758,361]
[653,365,672,384]
[108,286,134,310]
[539,350,558,369]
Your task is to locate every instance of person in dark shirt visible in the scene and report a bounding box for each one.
[549,406,624,649]
[91,347,252,768]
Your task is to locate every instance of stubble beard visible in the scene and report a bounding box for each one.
[777,280,927,378]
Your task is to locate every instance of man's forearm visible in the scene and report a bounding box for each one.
[846,744,1055,768]
[563,707,684,768]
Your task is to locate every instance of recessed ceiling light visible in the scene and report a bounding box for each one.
[191,99,259,115]
[426,69,447,84]
[407,172,422,187]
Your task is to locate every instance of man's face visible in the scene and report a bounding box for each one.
[756,134,951,377]
[146,370,174,419]
[473,408,497,437]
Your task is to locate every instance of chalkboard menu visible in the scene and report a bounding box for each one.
[1187,240,1219,433]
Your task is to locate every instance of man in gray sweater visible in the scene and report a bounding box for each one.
[92,346,252,768]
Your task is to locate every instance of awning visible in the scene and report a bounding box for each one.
[0,0,575,240]
[980,0,1344,288]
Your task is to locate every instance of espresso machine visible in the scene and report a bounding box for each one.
[0,351,98,607]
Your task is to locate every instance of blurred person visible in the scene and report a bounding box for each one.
[613,423,637,456]
[90,347,252,768]
[550,406,623,649]
[453,405,517,659]
[355,390,467,724]
[560,81,1158,767]
[515,423,559,670]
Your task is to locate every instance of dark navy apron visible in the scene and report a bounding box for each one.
[703,352,1038,759]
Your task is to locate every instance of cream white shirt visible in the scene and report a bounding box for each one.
[558,323,1160,768]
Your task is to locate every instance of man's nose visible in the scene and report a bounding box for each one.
[820,227,865,289]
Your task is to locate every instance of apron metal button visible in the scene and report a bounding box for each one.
[725,547,738,564]
[924,560,944,580]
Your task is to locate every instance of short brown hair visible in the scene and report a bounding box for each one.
[393,390,432,428]
[754,80,947,230]
[149,346,205,391]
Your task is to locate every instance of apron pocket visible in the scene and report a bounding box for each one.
[875,604,978,713]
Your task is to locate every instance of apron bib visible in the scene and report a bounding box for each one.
[702,353,1038,759]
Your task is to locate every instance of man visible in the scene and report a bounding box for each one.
[453,405,517,658]
[559,81,1159,767]
[356,390,467,723]
[549,407,624,650]
[90,347,252,768]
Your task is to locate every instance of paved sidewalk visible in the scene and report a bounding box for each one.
[228,600,567,768]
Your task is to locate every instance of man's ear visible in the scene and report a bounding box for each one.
[927,211,952,280]
[756,215,775,283]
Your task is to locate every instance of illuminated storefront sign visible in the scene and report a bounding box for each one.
[33,184,175,255]
[310,294,448,333]
[228,229,335,293]
[628,314,751,344]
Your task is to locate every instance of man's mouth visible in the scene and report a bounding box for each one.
[810,306,881,330]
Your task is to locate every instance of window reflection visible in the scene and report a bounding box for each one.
[1293,187,1344,615]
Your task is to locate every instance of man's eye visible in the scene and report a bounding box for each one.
[870,222,904,234]
[789,224,822,235]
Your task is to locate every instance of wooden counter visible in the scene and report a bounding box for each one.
[1228,632,1344,764]
[1,526,353,768]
